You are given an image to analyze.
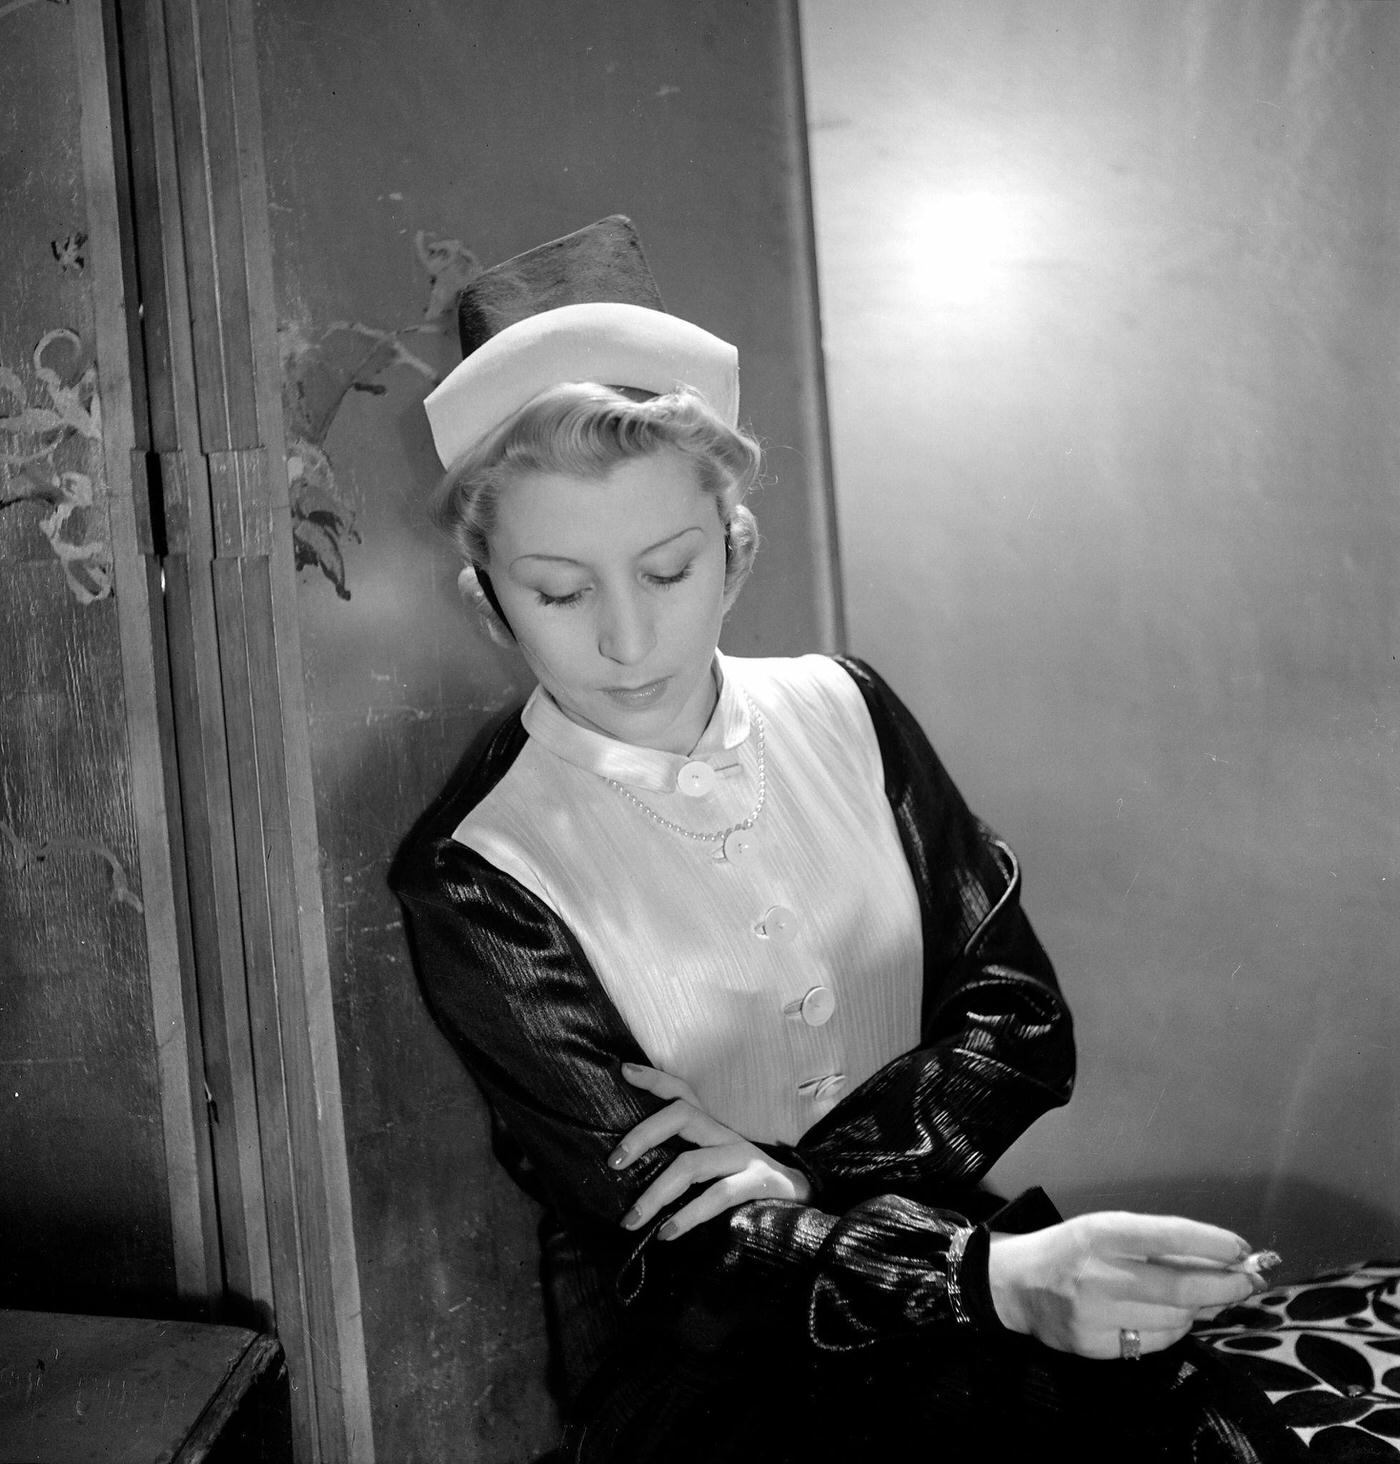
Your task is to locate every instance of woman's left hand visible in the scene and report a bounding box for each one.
[611,1062,812,1240]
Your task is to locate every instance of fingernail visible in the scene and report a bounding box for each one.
[620,1207,641,1230]
[1233,1237,1252,1262]
[1249,1273,1269,1295]
[621,1062,640,1076]
[657,1220,678,1241]
[607,1147,628,1169]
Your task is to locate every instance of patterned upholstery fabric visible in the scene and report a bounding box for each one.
[1196,1261,1400,1459]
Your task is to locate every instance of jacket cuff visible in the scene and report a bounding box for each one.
[963,1185,1064,1334]
[755,1141,825,1206]
[985,1184,1062,1234]
[957,1224,1003,1330]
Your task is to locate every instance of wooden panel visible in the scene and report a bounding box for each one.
[77,0,220,1307]
[0,0,207,1314]
[115,0,203,460]
[211,548,357,1457]
[120,0,278,1319]
[162,521,275,1317]
[112,3,374,1457]
[160,0,260,451]
[0,578,171,1310]
[250,1,839,1457]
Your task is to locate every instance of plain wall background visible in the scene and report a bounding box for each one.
[802,0,1397,1276]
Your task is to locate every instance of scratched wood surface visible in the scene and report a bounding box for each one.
[0,2,177,1313]
[0,1309,285,1463]
[251,1,837,1457]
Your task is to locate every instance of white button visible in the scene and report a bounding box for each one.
[721,828,759,865]
[756,905,798,943]
[814,1074,846,1102]
[799,986,835,1027]
[676,760,716,797]
[798,1072,846,1101]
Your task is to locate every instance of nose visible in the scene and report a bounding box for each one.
[597,588,656,666]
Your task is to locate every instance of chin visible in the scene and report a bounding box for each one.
[590,697,691,752]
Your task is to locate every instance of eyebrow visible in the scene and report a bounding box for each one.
[510,524,705,569]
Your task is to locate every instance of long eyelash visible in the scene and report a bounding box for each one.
[536,564,693,608]
[649,565,694,588]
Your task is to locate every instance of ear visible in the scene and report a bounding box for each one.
[460,563,517,643]
[721,564,747,618]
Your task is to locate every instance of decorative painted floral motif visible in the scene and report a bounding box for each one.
[280,231,479,599]
[0,327,111,604]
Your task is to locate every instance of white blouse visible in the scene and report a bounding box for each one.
[453,652,924,1146]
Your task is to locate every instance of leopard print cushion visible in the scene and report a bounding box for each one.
[1194,1260,1400,1459]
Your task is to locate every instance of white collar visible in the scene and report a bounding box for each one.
[520,650,751,794]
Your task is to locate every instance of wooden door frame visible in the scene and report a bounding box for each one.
[88,0,374,1457]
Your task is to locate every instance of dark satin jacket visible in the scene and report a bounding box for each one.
[391,657,1307,1460]
[390,659,1076,1386]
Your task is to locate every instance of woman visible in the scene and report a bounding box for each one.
[391,223,1304,1461]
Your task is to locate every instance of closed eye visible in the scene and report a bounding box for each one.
[535,588,587,608]
[534,561,693,607]
[646,563,694,589]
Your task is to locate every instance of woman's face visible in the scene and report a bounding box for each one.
[487,448,730,755]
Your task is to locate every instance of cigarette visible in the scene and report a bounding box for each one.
[1151,1249,1282,1274]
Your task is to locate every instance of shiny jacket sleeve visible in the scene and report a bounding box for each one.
[390,657,1074,1352]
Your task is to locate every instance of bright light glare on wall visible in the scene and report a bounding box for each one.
[911,191,1027,309]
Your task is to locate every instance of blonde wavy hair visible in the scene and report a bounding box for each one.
[432,382,762,642]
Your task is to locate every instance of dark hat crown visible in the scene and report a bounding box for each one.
[457,215,665,357]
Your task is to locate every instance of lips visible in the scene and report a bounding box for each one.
[602,677,670,709]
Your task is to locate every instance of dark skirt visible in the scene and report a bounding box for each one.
[563,1320,1307,1463]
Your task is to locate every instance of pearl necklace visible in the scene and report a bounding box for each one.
[606,697,767,852]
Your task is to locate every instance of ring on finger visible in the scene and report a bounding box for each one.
[1119,1328,1142,1362]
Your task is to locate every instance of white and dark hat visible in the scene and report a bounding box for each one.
[423,216,739,470]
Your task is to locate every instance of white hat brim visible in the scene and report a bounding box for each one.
[424,301,739,470]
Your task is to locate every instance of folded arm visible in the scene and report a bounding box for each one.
[398,855,998,1349]
[393,661,1074,1350]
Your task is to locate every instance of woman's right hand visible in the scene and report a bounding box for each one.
[987,1212,1264,1358]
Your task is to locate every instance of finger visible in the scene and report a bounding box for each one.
[621,1146,747,1230]
[1046,1320,1192,1360]
[621,1061,701,1107]
[658,1164,783,1240]
[1062,1276,1202,1338]
[609,1099,734,1169]
[610,1100,693,1166]
[1095,1305,1200,1341]
[653,1153,784,1235]
[1072,1319,1193,1361]
[1123,1257,1258,1311]
[1089,1213,1249,1266]
[1107,1301,1204,1333]
[1111,1326,1192,1361]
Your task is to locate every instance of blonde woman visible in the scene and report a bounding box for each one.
[392,221,1300,1462]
